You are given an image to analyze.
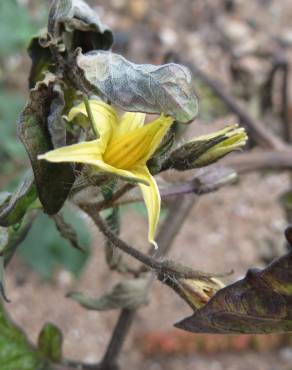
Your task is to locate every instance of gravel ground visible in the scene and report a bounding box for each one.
[4,0,292,369]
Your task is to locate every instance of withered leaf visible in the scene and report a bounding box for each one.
[0,257,8,302]
[27,34,54,89]
[68,278,149,311]
[77,50,198,123]
[101,182,124,271]
[52,212,85,252]
[47,83,67,148]
[176,227,292,334]
[18,75,75,215]
[0,171,37,227]
[2,212,36,268]
[48,0,113,52]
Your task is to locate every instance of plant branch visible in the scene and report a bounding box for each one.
[99,309,135,369]
[222,149,292,173]
[106,182,201,208]
[55,362,96,370]
[79,204,161,270]
[261,55,291,143]
[165,53,286,150]
[192,64,286,150]
[96,184,134,211]
[280,58,291,143]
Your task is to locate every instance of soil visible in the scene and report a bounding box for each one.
[4,0,292,369]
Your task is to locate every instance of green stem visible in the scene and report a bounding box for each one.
[84,96,99,138]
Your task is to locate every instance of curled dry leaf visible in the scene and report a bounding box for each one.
[27,33,54,89]
[52,212,85,253]
[18,74,75,215]
[0,171,36,227]
[68,278,149,311]
[48,0,113,51]
[77,50,198,123]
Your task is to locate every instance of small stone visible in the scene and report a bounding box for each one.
[160,28,178,48]
[128,0,148,20]
[279,347,292,362]
[57,270,73,288]
[222,19,251,44]
[84,354,99,364]
[110,0,127,10]
[278,29,292,47]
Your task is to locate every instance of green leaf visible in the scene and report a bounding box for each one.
[48,0,113,52]
[19,207,90,279]
[0,171,37,227]
[68,278,149,311]
[38,323,63,363]
[0,301,52,370]
[176,226,292,334]
[77,50,198,123]
[18,75,75,215]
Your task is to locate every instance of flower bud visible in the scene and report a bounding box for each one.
[166,124,248,171]
[177,277,225,309]
[157,260,225,310]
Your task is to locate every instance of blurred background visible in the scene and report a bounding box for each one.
[2,0,292,369]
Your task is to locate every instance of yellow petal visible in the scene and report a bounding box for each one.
[38,141,149,185]
[90,160,150,185]
[115,112,146,136]
[105,114,173,169]
[189,124,240,142]
[68,100,118,152]
[131,166,161,248]
[38,140,102,164]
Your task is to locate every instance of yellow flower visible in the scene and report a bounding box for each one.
[38,100,173,247]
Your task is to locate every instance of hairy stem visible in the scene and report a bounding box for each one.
[98,195,197,370]
[79,204,161,270]
[96,184,134,211]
